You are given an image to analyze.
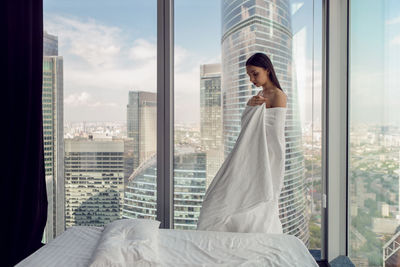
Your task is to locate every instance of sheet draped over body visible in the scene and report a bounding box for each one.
[197,103,287,233]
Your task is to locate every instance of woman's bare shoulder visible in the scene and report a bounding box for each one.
[272,89,287,108]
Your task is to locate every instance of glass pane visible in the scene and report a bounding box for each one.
[349,1,400,266]
[173,0,323,255]
[43,0,157,242]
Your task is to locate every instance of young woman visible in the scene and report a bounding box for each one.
[197,52,288,234]
[246,52,287,109]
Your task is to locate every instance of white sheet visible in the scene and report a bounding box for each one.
[158,229,318,266]
[17,224,318,267]
[197,104,287,233]
[90,219,161,267]
[88,219,317,267]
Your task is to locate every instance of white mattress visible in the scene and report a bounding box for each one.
[16,226,318,267]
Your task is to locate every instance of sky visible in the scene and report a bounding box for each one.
[349,0,400,126]
[43,0,400,127]
[44,0,221,125]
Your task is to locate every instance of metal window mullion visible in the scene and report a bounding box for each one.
[321,0,328,261]
[325,0,349,261]
[157,0,174,229]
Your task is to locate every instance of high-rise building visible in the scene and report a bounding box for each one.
[44,31,58,57]
[43,31,64,242]
[123,148,207,230]
[200,63,224,188]
[126,91,157,172]
[221,0,308,244]
[64,138,125,227]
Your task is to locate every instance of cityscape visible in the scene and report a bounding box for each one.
[42,1,400,266]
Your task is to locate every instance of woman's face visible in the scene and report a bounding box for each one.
[246,65,270,87]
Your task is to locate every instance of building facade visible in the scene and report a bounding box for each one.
[123,148,207,230]
[64,138,125,227]
[200,63,224,188]
[221,0,308,244]
[127,91,157,172]
[43,31,64,242]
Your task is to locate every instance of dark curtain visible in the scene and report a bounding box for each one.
[1,0,48,266]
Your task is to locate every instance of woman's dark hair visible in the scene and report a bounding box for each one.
[245,52,283,91]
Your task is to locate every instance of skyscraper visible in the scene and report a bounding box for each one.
[43,31,64,242]
[126,91,157,172]
[123,148,207,229]
[64,137,125,227]
[200,63,224,188]
[221,0,308,244]
[44,31,58,57]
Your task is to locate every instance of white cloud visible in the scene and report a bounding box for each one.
[386,16,400,25]
[46,16,123,68]
[129,39,156,61]
[390,35,400,46]
[65,92,117,108]
[45,15,219,125]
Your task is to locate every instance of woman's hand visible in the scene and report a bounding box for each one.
[247,95,271,108]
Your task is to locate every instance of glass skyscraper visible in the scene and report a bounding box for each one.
[200,63,224,188]
[123,149,207,229]
[126,91,157,172]
[221,0,308,244]
[43,31,64,242]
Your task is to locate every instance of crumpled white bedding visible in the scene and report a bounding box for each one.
[89,219,161,267]
[89,219,318,267]
[16,219,318,267]
[197,103,287,233]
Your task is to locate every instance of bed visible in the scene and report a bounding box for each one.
[16,219,318,267]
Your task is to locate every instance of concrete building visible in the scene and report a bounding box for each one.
[64,138,125,227]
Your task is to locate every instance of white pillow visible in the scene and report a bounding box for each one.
[90,219,161,267]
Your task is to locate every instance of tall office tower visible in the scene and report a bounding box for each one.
[126,91,157,172]
[44,31,58,56]
[221,1,308,244]
[200,64,224,188]
[123,148,207,230]
[64,138,125,227]
[43,31,64,242]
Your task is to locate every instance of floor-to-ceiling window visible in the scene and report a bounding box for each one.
[42,0,326,259]
[42,0,158,242]
[348,1,400,266]
[173,0,324,256]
